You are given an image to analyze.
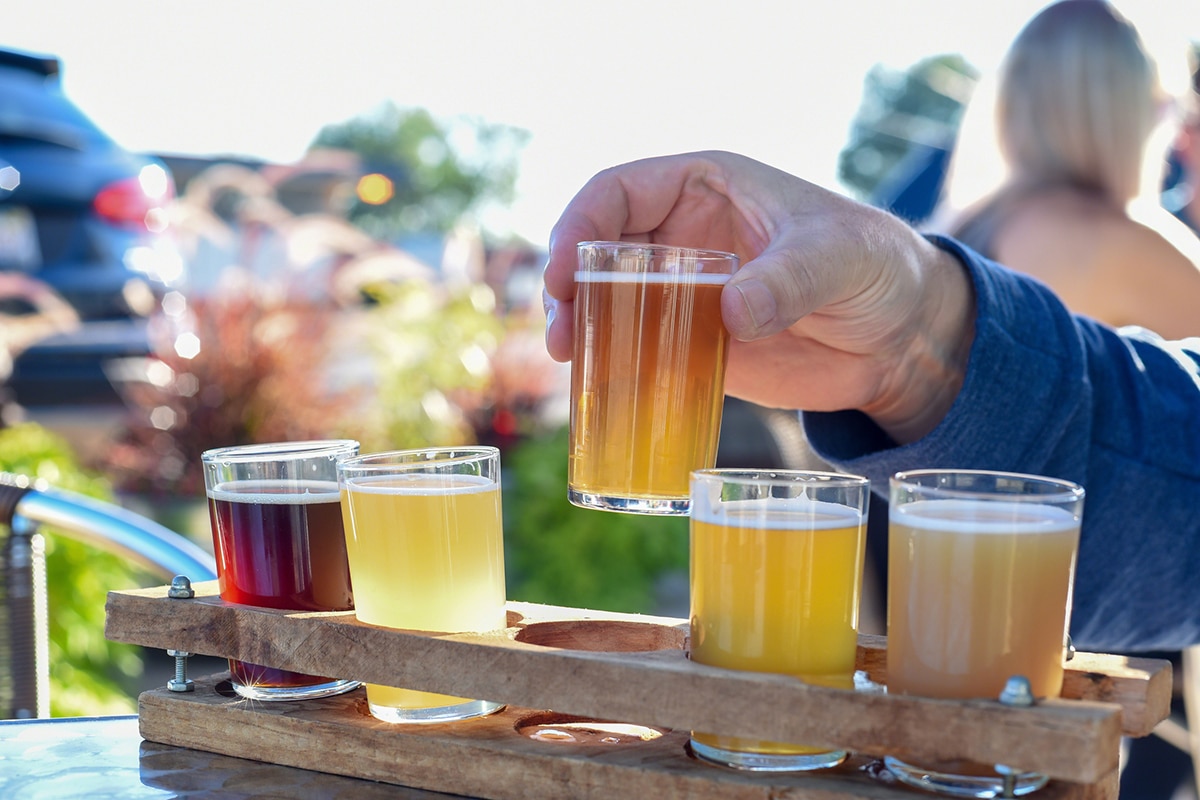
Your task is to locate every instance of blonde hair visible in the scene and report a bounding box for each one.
[939,0,1179,254]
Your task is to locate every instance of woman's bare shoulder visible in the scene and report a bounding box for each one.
[992,190,1200,336]
[992,190,1125,274]
[997,190,1198,267]
[1123,200,1200,262]
[1004,188,1122,234]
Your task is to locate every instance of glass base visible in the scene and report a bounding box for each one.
[689,738,847,772]
[884,756,1049,798]
[232,678,361,702]
[369,698,505,724]
[567,487,689,516]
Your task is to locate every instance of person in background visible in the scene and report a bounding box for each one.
[930,0,1200,339]
[543,149,1200,655]
[1165,60,1200,235]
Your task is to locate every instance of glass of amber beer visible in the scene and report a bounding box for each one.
[202,440,361,701]
[885,469,1084,797]
[569,241,739,515]
[689,469,869,771]
[337,446,507,723]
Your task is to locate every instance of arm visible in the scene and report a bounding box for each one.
[807,237,1200,652]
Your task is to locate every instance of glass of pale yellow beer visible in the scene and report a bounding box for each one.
[688,469,869,771]
[885,469,1084,797]
[569,241,739,515]
[337,447,508,723]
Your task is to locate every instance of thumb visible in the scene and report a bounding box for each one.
[721,238,822,341]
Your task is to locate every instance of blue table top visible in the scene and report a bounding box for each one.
[0,715,454,798]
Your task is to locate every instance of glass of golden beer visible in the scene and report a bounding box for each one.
[569,241,739,515]
[337,446,507,723]
[885,469,1084,797]
[688,469,869,771]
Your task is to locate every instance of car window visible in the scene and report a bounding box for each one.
[0,65,113,149]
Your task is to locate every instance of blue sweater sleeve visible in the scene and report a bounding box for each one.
[804,235,1200,653]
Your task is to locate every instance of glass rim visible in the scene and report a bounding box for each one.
[337,445,499,473]
[201,439,360,463]
[691,468,869,488]
[891,468,1084,501]
[577,240,738,263]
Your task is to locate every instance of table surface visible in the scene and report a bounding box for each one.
[0,715,460,799]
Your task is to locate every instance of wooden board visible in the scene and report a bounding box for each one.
[106,581,1171,794]
[138,674,1119,800]
[853,634,1172,738]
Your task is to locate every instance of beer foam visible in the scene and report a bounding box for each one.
[692,497,863,530]
[893,499,1079,534]
[344,473,496,496]
[207,479,340,504]
[574,271,731,285]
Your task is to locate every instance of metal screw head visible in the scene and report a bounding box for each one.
[167,575,195,599]
[166,650,191,659]
[998,675,1035,706]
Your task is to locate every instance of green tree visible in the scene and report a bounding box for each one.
[310,103,529,239]
[356,277,505,452]
[838,54,978,201]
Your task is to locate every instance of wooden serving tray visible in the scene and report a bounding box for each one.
[105,582,1173,799]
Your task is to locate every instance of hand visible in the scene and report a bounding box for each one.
[543,151,976,444]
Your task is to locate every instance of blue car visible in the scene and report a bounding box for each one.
[0,47,184,409]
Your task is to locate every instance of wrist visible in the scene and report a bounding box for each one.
[867,236,977,444]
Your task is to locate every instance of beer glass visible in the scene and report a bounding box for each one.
[569,241,738,515]
[689,469,869,771]
[337,446,507,723]
[202,440,360,701]
[885,469,1084,797]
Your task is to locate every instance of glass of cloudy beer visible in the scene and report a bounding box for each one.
[202,440,360,701]
[569,241,738,515]
[337,446,507,723]
[689,469,869,771]
[885,469,1084,797]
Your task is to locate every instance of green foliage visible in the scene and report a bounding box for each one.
[105,267,513,494]
[357,279,505,452]
[838,54,979,199]
[311,103,529,238]
[0,423,150,716]
[502,427,688,613]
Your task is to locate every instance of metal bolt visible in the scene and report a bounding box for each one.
[994,764,1019,798]
[998,675,1035,707]
[995,678,1035,797]
[167,575,195,599]
[167,577,195,691]
[166,649,194,693]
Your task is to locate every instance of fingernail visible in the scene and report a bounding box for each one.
[543,295,557,341]
[732,279,776,330]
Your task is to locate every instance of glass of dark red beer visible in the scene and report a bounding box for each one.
[202,439,360,701]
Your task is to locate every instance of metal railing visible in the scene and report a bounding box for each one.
[0,472,216,719]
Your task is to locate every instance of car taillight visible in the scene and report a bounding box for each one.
[93,164,176,231]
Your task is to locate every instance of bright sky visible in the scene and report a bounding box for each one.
[4,0,1195,244]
